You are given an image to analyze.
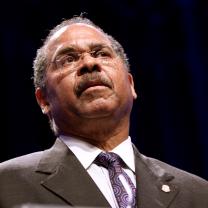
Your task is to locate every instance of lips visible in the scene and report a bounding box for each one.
[83,80,109,90]
[75,74,113,97]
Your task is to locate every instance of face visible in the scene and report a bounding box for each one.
[36,23,137,134]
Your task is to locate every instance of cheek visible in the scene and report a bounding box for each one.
[46,72,77,102]
[57,76,76,99]
[112,71,129,91]
[113,74,134,104]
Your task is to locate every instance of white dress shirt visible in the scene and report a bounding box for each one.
[59,135,136,208]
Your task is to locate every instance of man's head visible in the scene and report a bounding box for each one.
[33,17,130,90]
[33,16,137,141]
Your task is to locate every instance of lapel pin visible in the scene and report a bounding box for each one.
[162,184,170,193]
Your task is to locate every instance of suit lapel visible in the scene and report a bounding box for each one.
[134,147,179,208]
[36,139,179,207]
[36,139,110,207]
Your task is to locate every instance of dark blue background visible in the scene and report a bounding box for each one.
[1,0,208,180]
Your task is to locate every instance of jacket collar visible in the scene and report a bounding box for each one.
[36,138,110,207]
[36,139,179,207]
[133,145,179,208]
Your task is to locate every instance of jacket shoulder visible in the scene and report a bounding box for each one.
[0,151,43,173]
[151,157,207,179]
[144,155,208,191]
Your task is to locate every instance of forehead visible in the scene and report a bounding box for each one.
[46,23,112,56]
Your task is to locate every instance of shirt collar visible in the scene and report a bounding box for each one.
[110,137,135,172]
[59,135,135,172]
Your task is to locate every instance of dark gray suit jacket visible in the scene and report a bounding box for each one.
[0,138,207,208]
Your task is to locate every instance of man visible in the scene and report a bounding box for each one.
[0,16,207,208]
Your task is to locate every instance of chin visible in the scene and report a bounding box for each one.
[78,101,118,118]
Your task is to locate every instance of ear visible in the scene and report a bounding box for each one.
[35,87,50,114]
[128,73,137,100]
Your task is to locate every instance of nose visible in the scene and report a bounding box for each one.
[77,53,101,76]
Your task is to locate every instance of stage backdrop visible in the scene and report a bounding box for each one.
[1,0,208,180]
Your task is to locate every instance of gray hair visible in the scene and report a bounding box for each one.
[33,16,130,90]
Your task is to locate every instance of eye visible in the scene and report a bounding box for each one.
[56,53,78,68]
[93,49,111,58]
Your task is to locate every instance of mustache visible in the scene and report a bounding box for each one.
[74,72,113,97]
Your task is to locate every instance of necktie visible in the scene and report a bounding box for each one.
[95,152,136,208]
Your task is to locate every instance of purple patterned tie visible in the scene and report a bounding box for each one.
[95,152,136,208]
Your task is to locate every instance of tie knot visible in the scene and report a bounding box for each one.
[95,152,122,169]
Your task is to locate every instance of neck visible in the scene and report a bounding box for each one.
[57,116,130,151]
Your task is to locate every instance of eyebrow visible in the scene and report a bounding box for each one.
[89,43,114,52]
[52,43,114,61]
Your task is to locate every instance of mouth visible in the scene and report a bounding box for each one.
[83,81,109,90]
[75,79,112,97]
